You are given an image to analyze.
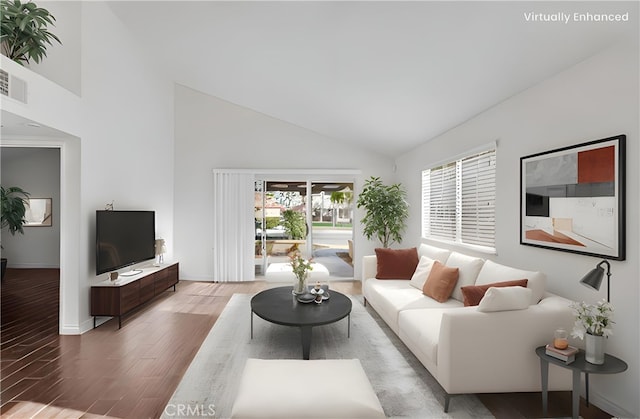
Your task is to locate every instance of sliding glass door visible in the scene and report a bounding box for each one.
[254,180,354,279]
[309,182,354,279]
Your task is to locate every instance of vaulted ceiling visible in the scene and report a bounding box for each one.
[3,2,636,157]
[108,1,636,157]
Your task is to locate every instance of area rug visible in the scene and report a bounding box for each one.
[162,293,493,419]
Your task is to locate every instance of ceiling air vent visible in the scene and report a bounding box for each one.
[0,69,28,104]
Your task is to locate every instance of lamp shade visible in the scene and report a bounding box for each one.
[579,266,604,291]
[155,238,166,256]
[579,259,611,302]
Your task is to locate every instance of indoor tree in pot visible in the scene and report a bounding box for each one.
[356,176,409,248]
[1,0,62,66]
[1,186,30,279]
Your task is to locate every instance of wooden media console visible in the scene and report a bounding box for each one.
[90,262,179,328]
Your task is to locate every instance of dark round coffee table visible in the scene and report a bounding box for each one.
[250,286,352,359]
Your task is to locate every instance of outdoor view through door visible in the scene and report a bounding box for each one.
[254,181,354,280]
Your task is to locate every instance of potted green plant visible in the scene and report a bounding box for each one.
[356,176,409,248]
[1,0,62,65]
[1,186,30,279]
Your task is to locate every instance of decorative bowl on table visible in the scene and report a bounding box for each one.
[296,293,315,303]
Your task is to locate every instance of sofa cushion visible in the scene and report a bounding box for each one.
[363,278,462,333]
[374,247,419,279]
[460,279,528,306]
[477,286,533,312]
[409,256,436,290]
[422,261,459,303]
[418,244,451,264]
[444,252,485,302]
[398,307,461,367]
[475,259,546,304]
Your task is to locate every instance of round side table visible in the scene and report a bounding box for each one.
[535,345,627,419]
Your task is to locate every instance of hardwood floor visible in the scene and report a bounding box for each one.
[1,269,613,418]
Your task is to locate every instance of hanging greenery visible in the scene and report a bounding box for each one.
[1,0,62,65]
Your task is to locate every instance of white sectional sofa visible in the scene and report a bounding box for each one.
[362,244,574,412]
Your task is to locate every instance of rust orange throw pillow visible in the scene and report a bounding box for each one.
[422,261,459,303]
[460,279,529,306]
[375,247,419,279]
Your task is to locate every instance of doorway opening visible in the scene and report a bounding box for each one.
[254,180,354,280]
[1,147,61,340]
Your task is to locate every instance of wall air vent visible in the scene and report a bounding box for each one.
[0,69,28,104]
[0,69,8,96]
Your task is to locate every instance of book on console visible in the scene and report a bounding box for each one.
[545,344,578,363]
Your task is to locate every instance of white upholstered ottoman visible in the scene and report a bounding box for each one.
[265,262,330,281]
[230,359,385,418]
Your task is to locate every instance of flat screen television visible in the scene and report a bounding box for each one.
[96,210,156,276]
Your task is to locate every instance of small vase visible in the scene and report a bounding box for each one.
[292,273,308,295]
[585,333,605,365]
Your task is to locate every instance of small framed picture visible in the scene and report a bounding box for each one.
[24,198,53,227]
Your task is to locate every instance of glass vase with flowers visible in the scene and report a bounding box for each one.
[289,251,313,295]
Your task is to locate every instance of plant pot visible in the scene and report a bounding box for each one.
[585,333,605,365]
[1,258,7,280]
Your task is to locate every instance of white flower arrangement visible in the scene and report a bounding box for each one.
[570,299,614,340]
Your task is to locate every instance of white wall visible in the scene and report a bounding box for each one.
[173,84,394,280]
[28,1,82,95]
[0,55,82,138]
[1,29,82,336]
[2,2,175,334]
[1,147,60,268]
[77,1,175,332]
[394,41,639,418]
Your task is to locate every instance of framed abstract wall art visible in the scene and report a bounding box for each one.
[520,135,626,260]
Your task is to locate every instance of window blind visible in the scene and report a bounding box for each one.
[460,150,496,248]
[422,162,456,241]
[422,147,496,250]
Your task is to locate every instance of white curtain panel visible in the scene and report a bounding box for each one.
[212,171,256,282]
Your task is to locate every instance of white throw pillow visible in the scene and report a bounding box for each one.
[418,244,451,264]
[477,286,533,312]
[444,252,485,302]
[409,256,436,290]
[475,259,546,305]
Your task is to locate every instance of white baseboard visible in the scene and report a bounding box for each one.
[7,262,60,269]
[587,391,635,418]
[180,274,214,281]
[59,317,97,335]
[79,317,96,334]
[59,323,81,335]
